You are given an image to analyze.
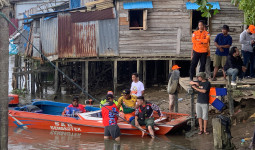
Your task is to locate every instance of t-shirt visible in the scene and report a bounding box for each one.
[65,104,86,116]
[130,81,144,97]
[102,101,119,126]
[214,33,232,56]
[197,81,211,104]
[117,95,137,114]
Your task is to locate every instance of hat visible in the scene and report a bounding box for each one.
[106,94,114,100]
[122,89,130,95]
[222,25,230,31]
[107,91,113,95]
[172,65,181,70]
[196,72,206,79]
[249,25,255,34]
[72,96,79,101]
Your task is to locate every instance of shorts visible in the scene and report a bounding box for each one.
[213,55,227,67]
[196,103,209,120]
[131,117,155,128]
[104,125,121,139]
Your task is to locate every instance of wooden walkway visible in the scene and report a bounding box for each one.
[179,77,255,92]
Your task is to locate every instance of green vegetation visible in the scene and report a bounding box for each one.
[194,0,219,18]
[11,89,27,96]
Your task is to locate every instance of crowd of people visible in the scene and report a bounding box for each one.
[64,21,255,140]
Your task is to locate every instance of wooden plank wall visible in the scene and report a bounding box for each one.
[118,0,190,56]
[118,0,244,57]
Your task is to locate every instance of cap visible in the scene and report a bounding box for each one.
[106,94,114,100]
[196,72,206,79]
[249,25,255,34]
[107,91,113,95]
[172,65,181,70]
[222,25,230,31]
[72,96,79,101]
[122,89,130,95]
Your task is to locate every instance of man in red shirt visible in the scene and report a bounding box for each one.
[102,94,120,141]
[65,97,86,117]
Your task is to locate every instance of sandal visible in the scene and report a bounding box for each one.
[198,131,203,135]
[204,131,209,135]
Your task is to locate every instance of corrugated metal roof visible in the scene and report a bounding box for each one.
[58,13,97,58]
[71,8,116,23]
[186,2,220,10]
[40,17,58,57]
[98,19,118,56]
[123,1,153,10]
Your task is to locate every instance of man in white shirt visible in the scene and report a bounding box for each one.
[130,73,144,97]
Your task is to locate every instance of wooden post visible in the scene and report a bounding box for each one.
[227,76,234,116]
[54,62,59,94]
[174,93,178,113]
[85,61,89,99]
[165,60,169,80]
[191,92,195,128]
[212,118,223,149]
[31,60,35,98]
[143,60,146,88]
[212,118,233,149]
[114,60,118,94]
[169,60,173,72]
[82,62,85,90]
[137,60,140,76]
[154,61,157,83]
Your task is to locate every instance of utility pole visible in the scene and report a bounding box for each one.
[0,1,10,149]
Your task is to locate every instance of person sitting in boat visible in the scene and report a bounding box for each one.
[117,89,137,122]
[65,96,86,117]
[131,96,163,139]
[102,94,120,141]
[100,91,118,108]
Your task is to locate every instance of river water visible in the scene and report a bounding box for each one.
[8,56,213,150]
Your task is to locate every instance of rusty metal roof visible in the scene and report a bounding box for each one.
[71,8,116,23]
[58,13,97,58]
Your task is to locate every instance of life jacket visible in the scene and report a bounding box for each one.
[138,102,153,121]
[100,99,118,108]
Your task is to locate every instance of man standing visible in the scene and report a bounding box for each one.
[102,94,120,141]
[224,47,247,85]
[130,73,144,97]
[240,25,255,78]
[167,65,181,112]
[212,25,232,81]
[131,96,163,138]
[190,72,211,135]
[190,20,210,81]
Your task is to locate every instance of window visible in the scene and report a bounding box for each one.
[191,10,209,33]
[129,9,147,30]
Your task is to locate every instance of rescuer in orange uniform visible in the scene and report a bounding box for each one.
[190,20,210,81]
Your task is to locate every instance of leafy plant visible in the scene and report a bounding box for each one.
[194,0,219,18]
[231,0,255,25]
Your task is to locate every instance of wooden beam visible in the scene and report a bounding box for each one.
[143,60,146,88]
[114,60,118,94]
[137,60,140,76]
[212,118,223,149]
[54,62,59,94]
[85,61,89,99]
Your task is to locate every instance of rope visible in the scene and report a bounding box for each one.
[0,12,187,149]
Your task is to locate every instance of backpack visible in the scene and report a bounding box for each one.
[167,70,180,94]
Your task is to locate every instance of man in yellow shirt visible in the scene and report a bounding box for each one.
[117,89,137,122]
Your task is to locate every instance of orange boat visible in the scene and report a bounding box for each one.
[9,101,190,135]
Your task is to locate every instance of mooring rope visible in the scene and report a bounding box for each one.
[0,12,187,149]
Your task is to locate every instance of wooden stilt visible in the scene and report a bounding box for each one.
[54,62,59,95]
[191,92,195,128]
[114,60,118,94]
[143,60,146,88]
[154,61,157,82]
[31,60,35,98]
[85,61,89,99]
[227,76,234,116]
[165,60,169,80]
[169,60,173,72]
[82,62,85,91]
[137,60,140,76]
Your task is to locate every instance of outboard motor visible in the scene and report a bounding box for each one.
[8,94,19,107]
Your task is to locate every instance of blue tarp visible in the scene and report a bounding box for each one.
[123,1,153,10]
[186,2,220,10]
[9,39,18,55]
[70,0,81,9]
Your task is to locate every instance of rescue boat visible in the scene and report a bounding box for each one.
[8,100,190,135]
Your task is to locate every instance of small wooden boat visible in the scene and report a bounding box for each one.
[8,100,190,135]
